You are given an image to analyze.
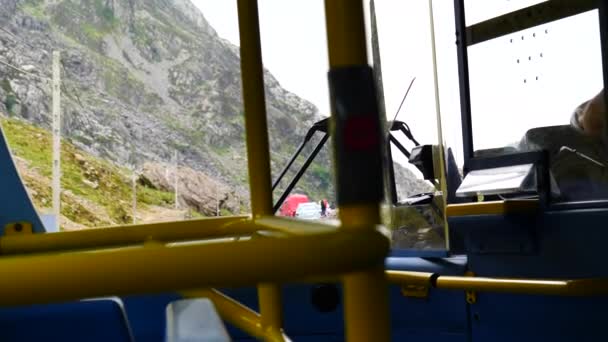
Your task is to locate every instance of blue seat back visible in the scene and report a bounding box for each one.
[0,298,133,341]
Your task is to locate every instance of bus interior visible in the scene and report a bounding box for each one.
[0,0,607,341]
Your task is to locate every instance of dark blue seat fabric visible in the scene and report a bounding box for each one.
[386,256,469,342]
[0,298,133,341]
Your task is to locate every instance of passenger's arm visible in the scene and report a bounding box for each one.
[578,89,605,137]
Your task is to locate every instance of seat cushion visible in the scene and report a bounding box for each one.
[0,298,133,342]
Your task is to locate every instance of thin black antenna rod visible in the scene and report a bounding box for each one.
[391,76,416,125]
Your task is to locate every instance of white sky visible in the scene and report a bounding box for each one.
[191,0,604,171]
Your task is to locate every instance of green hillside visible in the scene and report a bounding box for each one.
[1,116,177,229]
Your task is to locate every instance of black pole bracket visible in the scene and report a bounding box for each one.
[328,65,385,206]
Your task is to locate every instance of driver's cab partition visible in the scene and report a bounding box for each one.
[446,0,608,273]
[452,0,608,209]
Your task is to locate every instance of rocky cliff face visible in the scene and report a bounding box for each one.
[0,0,328,208]
[0,0,428,215]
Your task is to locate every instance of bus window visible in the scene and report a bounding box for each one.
[465,0,547,26]
[0,1,338,231]
[465,7,607,202]
[469,10,602,152]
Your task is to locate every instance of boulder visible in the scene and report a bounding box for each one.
[140,162,240,216]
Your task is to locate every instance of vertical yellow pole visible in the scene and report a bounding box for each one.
[237,0,273,217]
[427,0,450,250]
[324,1,390,341]
[236,2,284,340]
[258,284,285,340]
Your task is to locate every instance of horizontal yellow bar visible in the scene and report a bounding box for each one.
[436,275,608,296]
[388,270,608,296]
[0,227,388,306]
[250,216,340,235]
[0,216,251,255]
[446,200,538,217]
[1,215,350,256]
[386,270,434,286]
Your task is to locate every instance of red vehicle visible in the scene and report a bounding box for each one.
[279,194,310,217]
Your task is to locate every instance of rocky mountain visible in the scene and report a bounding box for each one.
[394,164,433,200]
[0,0,329,207]
[0,0,428,218]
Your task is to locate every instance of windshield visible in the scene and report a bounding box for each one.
[468,10,603,152]
[461,4,608,203]
[0,0,345,231]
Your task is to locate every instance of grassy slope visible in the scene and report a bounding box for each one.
[1,116,176,228]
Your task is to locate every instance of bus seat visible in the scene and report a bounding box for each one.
[123,293,183,342]
[519,125,608,200]
[0,297,133,342]
[165,299,230,342]
[518,125,603,157]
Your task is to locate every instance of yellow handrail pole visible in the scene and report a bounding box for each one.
[237,1,284,340]
[182,288,289,342]
[324,0,368,70]
[0,214,344,257]
[0,216,250,255]
[0,228,388,307]
[324,1,390,341]
[257,283,285,340]
[435,275,608,296]
[237,0,272,217]
[387,270,608,296]
[182,289,264,339]
[181,289,288,342]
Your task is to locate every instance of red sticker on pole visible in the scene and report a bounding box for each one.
[344,115,380,151]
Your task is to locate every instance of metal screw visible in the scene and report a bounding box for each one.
[466,291,477,304]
